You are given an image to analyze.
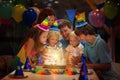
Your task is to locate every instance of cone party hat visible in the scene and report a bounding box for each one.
[38,54,43,64]
[24,57,32,71]
[50,19,60,31]
[79,55,88,80]
[14,60,24,77]
[36,17,49,31]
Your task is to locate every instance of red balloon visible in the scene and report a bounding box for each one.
[89,9,105,28]
[0,18,12,25]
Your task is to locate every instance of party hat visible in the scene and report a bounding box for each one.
[24,57,32,71]
[36,17,49,31]
[38,54,43,64]
[75,21,88,28]
[14,60,24,77]
[80,54,86,63]
[50,19,60,31]
[75,12,86,22]
[79,61,88,80]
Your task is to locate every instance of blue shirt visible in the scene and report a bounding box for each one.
[84,35,112,64]
[84,35,120,80]
[60,38,69,52]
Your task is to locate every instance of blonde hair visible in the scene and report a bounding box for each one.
[47,30,61,40]
[69,31,77,39]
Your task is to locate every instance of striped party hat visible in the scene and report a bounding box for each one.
[75,12,86,22]
[75,21,88,28]
[50,19,60,31]
[36,17,49,32]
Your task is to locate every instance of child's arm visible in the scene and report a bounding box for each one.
[25,38,36,67]
[64,51,69,66]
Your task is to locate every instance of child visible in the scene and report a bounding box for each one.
[10,17,54,70]
[43,27,65,66]
[65,31,84,68]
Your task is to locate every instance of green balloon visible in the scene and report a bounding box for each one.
[13,0,28,6]
[0,1,13,19]
[104,1,118,19]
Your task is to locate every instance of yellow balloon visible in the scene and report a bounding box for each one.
[12,4,26,22]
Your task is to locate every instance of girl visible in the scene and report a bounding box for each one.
[43,30,65,66]
[65,31,84,68]
[11,16,55,70]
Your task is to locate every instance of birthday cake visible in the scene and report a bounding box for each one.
[43,46,66,69]
[43,56,66,69]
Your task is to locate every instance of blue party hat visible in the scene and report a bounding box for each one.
[79,59,88,80]
[80,54,86,63]
[75,21,88,28]
[50,20,60,31]
[38,54,43,64]
[14,60,24,77]
[24,57,32,71]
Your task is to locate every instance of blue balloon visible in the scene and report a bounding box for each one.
[23,8,37,25]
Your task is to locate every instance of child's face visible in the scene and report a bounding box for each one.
[48,15,56,27]
[77,34,87,43]
[48,36,58,47]
[39,32,48,44]
[69,36,79,47]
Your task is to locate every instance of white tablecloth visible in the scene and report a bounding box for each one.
[2,69,99,80]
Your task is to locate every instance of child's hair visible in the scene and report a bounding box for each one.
[47,30,61,40]
[23,26,45,50]
[37,7,56,24]
[58,19,73,29]
[75,24,96,36]
[69,31,77,39]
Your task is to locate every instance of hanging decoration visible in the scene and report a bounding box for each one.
[66,9,76,24]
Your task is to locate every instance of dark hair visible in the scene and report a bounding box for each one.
[74,24,95,36]
[36,7,56,24]
[58,19,73,29]
[23,27,44,50]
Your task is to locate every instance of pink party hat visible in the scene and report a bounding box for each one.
[36,17,49,32]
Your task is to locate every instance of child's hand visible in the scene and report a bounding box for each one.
[71,56,80,65]
[77,62,82,68]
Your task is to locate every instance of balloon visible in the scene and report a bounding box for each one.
[31,7,41,23]
[0,18,12,25]
[104,1,118,19]
[0,1,13,19]
[23,8,37,25]
[12,4,26,22]
[13,0,28,6]
[88,9,105,28]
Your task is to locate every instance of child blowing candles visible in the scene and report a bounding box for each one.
[23,17,51,67]
[43,20,66,66]
[65,31,84,68]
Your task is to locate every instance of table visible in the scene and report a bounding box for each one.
[2,69,99,80]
